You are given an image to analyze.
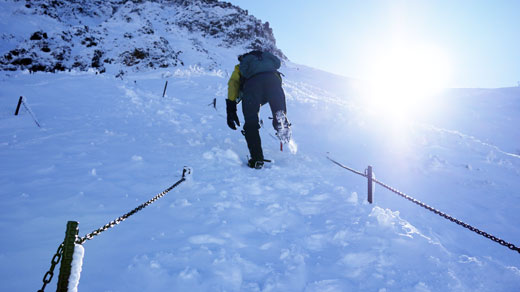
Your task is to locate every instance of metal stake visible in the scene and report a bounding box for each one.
[162,80,168,97]
[367,165,373,204]
[14,96,23,115]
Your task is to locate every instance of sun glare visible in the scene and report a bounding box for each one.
[361,43,451,121]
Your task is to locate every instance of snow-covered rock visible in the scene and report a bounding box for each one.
[1,0,285,74]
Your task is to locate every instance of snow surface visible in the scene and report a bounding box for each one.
[1,64,519,291]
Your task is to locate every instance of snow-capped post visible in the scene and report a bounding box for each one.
[14,96,23,115]
[162,80,168,97]
[56,221,79,292]
[367,165,373,204]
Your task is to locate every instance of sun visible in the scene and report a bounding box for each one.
[361,43,452,121]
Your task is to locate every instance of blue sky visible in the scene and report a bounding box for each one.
[229,0,520,88]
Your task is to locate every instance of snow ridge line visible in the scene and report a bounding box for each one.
[75,167,191,245]
[327,155,520,255]
[426,124,520,159]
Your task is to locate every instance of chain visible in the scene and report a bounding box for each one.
[21,98,41,128]
[327,156,520,254]
[76,167,191,245]
[37,243,64,292]
[372,177,520,254]
[326,155,367,177]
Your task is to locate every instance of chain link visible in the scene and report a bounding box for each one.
[76,167,191,245]
[38,243,64,292]
[372,177,520,254]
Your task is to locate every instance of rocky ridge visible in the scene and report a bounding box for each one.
[1,0,286,74]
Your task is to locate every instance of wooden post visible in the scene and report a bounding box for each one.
[367,165,373,204]
[57,221,79,292]
[162,80,168,97]
[14,96,23,115]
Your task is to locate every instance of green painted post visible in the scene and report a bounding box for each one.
[56,221,79,292]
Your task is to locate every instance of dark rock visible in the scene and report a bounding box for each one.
[120,48,148,66]
[81,37,97,47]
[12,58,33,66]
[30,31,45,40]
[132,48,148,59]
[91,50,103,68]
[30,64,47,72]
[72,61,85,69]
[53,63,66,71]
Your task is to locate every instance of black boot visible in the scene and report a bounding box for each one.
[247,158,264,169]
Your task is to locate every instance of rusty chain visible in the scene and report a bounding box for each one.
[37,243,64,292]
[76,167,191,245]
[327,156,520,254]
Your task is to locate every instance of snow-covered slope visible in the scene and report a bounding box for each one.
[1,64,520,291]
[1,0,520,291]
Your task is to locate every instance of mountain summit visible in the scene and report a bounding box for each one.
[1,0,286,74]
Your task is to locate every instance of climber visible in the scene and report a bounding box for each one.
[226,50,290,169]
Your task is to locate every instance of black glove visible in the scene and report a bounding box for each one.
[226,99,240,130]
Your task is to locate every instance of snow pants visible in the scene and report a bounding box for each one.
[241,72,286,161]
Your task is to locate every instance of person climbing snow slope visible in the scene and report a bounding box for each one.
[226,50,291,169]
